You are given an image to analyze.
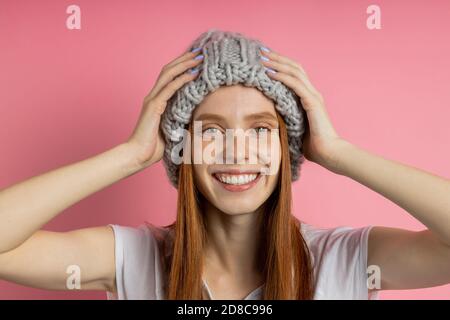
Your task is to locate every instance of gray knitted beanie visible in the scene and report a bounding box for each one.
[160,29,307,188]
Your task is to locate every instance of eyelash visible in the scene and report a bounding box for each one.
[255,126,270,133]
[202,126,271,134]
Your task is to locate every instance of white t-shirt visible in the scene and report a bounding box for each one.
[106,222,380,300]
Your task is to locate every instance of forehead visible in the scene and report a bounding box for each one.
[192,84,277,120]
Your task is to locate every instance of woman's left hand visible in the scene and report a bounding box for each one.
[260,48,350,172]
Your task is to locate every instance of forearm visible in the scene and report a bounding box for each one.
[0,142,148,253]
[332,140,450,245]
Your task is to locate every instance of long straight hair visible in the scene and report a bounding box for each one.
[165,112,314,299]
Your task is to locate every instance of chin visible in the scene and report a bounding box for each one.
[211,200,265,216]
[208,183,274,215]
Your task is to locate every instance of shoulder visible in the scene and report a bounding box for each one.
[300,222,377,299]
[107,223,171,300]
[108,224,153,244]
[108,224,154,261]
[300,222,374,255]
[108,223,174,264]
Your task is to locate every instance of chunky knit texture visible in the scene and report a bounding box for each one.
[160,29,307,188]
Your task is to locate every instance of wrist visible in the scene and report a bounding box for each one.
[323,138,355,175]
[117,142,154,177]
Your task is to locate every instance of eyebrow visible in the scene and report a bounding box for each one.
[195,111,278,123]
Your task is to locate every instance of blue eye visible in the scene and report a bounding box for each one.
[255,126,269,133]
[203,128,217,133]
[203,127,220,134]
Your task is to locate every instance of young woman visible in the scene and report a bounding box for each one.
[0,31,449,300]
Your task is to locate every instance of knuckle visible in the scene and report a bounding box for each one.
[186,59,200,67]
[294,70,304,79]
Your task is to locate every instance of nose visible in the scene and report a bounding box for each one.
[223,129,258,165]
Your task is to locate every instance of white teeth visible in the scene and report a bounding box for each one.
[215,173,258,185]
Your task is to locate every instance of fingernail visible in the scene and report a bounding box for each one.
[189,67,199,74]
[191,47,202,53]
[260,46,270,53]
[264,67,276,74]
[194,54,204,60]
[260,56,270,62]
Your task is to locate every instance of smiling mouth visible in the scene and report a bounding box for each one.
[212,172,262,192]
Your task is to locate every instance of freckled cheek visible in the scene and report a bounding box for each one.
[257,135,280,161]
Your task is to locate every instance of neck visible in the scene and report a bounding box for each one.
[202,200,266,279]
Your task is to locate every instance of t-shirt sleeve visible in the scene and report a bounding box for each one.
[304,224,378,299]
[106,224,161,300]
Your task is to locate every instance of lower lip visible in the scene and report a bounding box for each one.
[213,174,262,192]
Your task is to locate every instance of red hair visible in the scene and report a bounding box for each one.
[163,112,314,299]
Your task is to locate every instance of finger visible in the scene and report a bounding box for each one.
[260,52,321,96]
[261,50,320,87]
[265,70,319,110]
[260,48,307,75]
[146,48,202,100]
[260,58,319,94]
[164,47,203,70]
[147,55,204,100]
[152,71,200,114]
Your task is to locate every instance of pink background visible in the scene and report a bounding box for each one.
[1,0,449,299]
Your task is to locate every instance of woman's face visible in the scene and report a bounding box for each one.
[190,84,281,215]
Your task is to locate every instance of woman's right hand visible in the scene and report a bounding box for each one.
[126,48,204,168]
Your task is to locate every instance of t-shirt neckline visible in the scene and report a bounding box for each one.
[201,278,264,300]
